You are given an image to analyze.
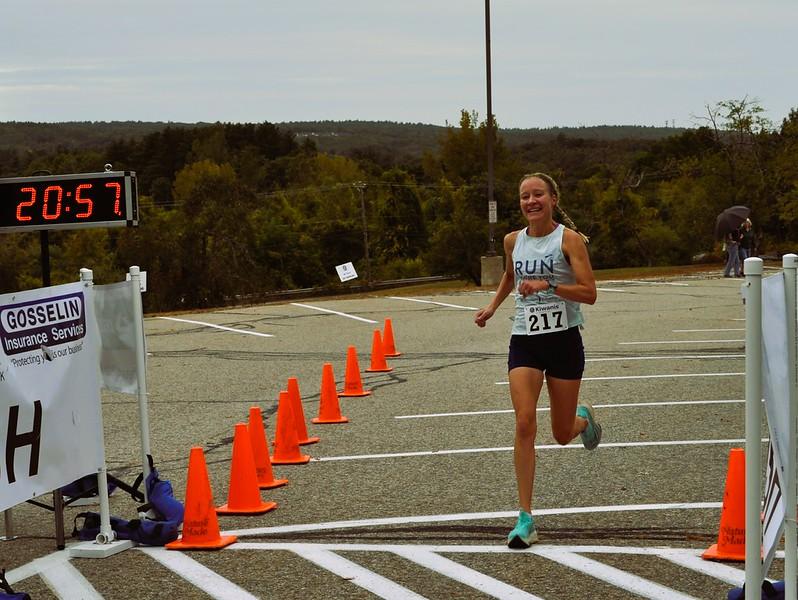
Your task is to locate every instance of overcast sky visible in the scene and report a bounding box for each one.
[1,1,795,129]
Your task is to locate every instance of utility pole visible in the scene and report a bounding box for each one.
[485,0,496,256]
[479,0,504,286]
[354,181,372,286]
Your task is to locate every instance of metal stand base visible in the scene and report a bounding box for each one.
[68,539,135,559]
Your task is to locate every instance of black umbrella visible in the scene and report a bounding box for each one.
[715,205,750,240]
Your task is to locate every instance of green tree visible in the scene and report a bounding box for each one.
[170,160,259,307]
[373,169,427,263]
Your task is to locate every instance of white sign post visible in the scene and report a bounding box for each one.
[744,256,798,599]
[743,258,763,599]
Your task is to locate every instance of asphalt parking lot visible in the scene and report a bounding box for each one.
[2,272,777,599]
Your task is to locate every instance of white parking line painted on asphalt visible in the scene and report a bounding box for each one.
[672,328,744,332]
[289,545,427,600]
[139,547,260,600]
[496,372,743,385]
[290,302,378,323]
[586,353,744,362]
[600,280,690,287]
[159,316,274,337]
[619,339,744,345]
[532,547,698,600]
[392,547,544,600]
[388,296,479,310]
[37,559,103,600]
[394,399,745,419]
[311,438,752,463]
[597,287,628,293]
[222,502,720,538]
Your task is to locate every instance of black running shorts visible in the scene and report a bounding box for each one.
[507,326,585,380]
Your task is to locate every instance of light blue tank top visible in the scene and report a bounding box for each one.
[511,223,584,335]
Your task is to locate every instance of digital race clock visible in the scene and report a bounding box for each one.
[0,171,138,233]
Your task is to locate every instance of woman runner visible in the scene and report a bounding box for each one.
[474,172,601,548]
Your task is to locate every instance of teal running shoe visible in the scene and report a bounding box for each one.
[577,401,602,450]
[507,510,538,549]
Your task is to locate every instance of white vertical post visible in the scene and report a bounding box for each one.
[129,266,151,500]
[744,257,763,599]
[80,268,115,544]
[783,254,798,600]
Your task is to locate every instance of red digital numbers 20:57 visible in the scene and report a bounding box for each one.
[0,171,138,233]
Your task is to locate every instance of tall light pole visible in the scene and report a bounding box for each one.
[485,0,497,256]
[354,181,372,286]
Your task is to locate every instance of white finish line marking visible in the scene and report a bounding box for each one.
[139,547,259,600]
[159,316,274,337]
[533,546,698,600]
[223,501,720,537]
[495,371,743,384]
[291,302,378,323]
[395,398,744,419]
[289,546,427,600]
[658,548,745,586]
[37,559,103,600]
[311,438,752,463]
[392,547,543,600]
[388,296,478,310]
[223,543,729,600]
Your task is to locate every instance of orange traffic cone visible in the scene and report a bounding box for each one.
[217,423,278,515]
[703,447,746,561]
[312,363,349,424]
[287,377,320,445]
[247,406,288,489]
[340,345,371,397]
[166,447,237,550]
[383,318,401,357]
[365,329,393,372]
[271,391,311,464]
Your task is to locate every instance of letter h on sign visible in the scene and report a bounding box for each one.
[4,400,42,483]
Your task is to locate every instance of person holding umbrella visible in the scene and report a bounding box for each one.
[739,219,755,272]
[723,228,742,277]
[715,206,749,277]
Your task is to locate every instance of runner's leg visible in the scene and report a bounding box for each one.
[546,375,586,445]
[509,366,544,512]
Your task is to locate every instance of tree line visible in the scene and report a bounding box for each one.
[0,99,796,312]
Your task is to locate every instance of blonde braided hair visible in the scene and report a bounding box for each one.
[520,172,590,244]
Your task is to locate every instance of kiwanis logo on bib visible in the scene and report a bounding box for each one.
[0,292,86,356]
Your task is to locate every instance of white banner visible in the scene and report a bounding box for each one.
[763,440,785,573]
[0,281,105,512]
[94,280,139,394]
[760,273,789,571]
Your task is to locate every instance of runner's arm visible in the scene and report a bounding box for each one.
[556,228,598,305]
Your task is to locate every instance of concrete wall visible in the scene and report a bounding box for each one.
[480,255,504,287]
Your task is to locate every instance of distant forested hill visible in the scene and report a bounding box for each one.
[0,121,204,153]
[281,121,684,156]
[0,119,685,156]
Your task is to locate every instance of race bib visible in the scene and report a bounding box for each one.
[523,300,568,336]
